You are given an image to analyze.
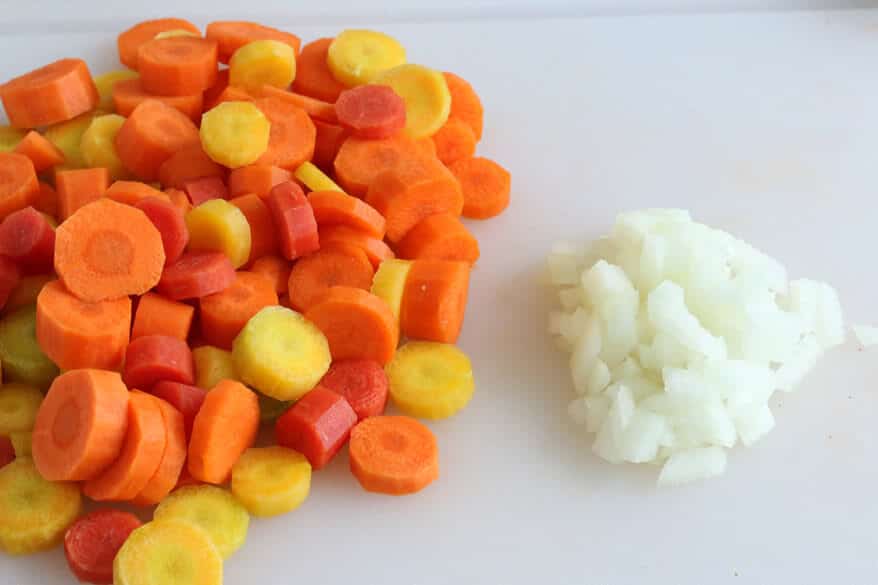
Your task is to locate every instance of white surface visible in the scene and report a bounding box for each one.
[4,9,878,585]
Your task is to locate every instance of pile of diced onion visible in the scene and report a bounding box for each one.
[547,209,845,486]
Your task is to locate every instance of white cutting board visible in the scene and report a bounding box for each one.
[3,9,878,585]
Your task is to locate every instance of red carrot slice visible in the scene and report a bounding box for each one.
[0,206,55,273]
[184,176,228,205]
[157,251,236,300]
[318,359,389,421]
[135,196,189,266]
[123,335,195,390]
[275,386,357,470]
[64,509,142,585]
[150,381,207,439]
[267,181,319,261]
[0,436,14,469]
[335,85,406,139]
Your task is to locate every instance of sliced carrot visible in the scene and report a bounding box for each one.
[32,369,130,482]
[335,85,406,139]
[114,99,200,181]
[35,280,131,370]
[55,167,109,221]
[202,68,230,110]
[130,396,187,506]
[312,119,349,172]
[397,213,480,264]
[131,292,194,341]
[0,59,99,128]
[105,180,169,207]
[333,134,432,197]
[293,161,344,193]
[13,131,65,172]
[258,85,338,124]
[199,271,278,349]
[275,386,357,470]
[366,155,464,243]
[124,335,195,389]
[349,415,439,495]
[158,144,225,190]
[318,225,395,269]
[165,187,192,215]
[267,181,319,261]
[149,381,207,439]
[292,38,346,103]
[432,117,476,165]
[135,196,189,265]
[230,194,279,262]
[250,255,291,294]
[117,18,201,69]
[308,190,385,238]
[0,153,39,221]
[448,156,511,219]
[318,359,389,421]
[305,286,398,365]
[137,36,218,97]
[183,176,228,206]
[206,21,301,64]
[83,391,167,502]
[157,251,236,300]
[34,182,58,218]
[93,69,140,112]
[54,198,165,302]
[228,164,291,199]
[64,509,142,585]
[400,259,470,343]
[188,379,260,484]
[204,85,255,110]
[112,78,204,122]
[0,258,20,312]
[252,96,316,170]
[0,207,55,273]
[287,245,374,312]
[443,72,484,140]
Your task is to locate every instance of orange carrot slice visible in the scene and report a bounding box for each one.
[114,99,200,181]
[188,379,260,484]
[228,164,291,199]
[448,156,511,220]
[318,225,394,269]
[349,415,439,495]
[104,180,169,207]
[397,213,480,264]
[400,259,470,343]
[117,18,201,69]
[131,292,194,341]
[308,190,385,238]
[199,271,278,349]
[55,167,109,221]
[431,117,476,165]
[250,255,292,295]
[54,198,165,302]
[258,85,338,124]
[333,134,432,197]
[0,153,39,221]
[206,21,301,64]
[137,37,218,97]
[130,396,187,506]
[112,78,204,122]
[252,97,316,170]
[158,144,225,190]
[0,59,99,128]
[35,280,132,370]
[292,38,347,103]
[32,369,130,482]
[83,391,167,501]
[229,194,279,262]
[287,245,374,312]
[443,72,483,141]
[13,131,65,172]
[304,286,398,365]
[312,119,349,173]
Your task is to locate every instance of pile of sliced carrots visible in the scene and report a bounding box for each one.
[0,17,507,585]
